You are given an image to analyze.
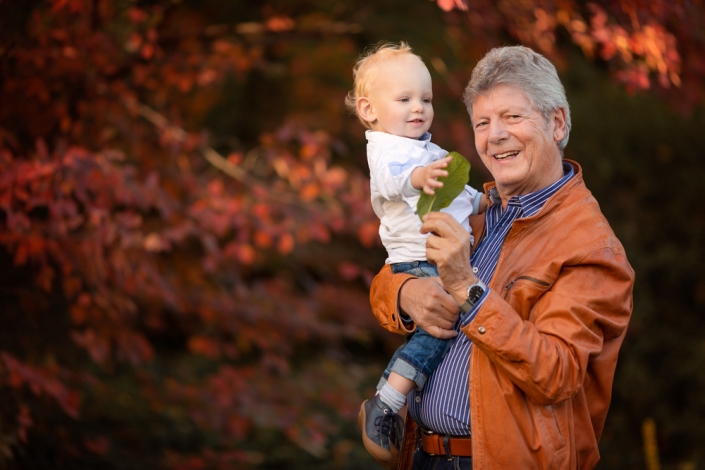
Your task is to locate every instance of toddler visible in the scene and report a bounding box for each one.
[345,41,485,466]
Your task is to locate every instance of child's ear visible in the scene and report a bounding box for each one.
[356,97,376,124]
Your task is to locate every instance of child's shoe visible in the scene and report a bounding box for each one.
[357,395,405,468]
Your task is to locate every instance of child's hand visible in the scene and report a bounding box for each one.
[411,156,453,195]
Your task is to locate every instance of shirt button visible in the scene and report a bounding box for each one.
[415,396,421,403]
[472,267,479,274]
[478,326,486,334]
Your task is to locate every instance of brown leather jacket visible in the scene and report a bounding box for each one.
[370,161,634,470]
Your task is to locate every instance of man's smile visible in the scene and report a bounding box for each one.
[493,150,520,160]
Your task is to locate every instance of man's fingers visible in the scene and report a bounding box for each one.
[420,213,452,237]
[399,277,461,336]
[421,212,464,238]
[428,325,458,340]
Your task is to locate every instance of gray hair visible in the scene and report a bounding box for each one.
[463,46,571,151]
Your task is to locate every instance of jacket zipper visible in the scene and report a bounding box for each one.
[505,276,551,292]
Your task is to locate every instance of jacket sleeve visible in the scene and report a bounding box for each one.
[463,246,634,405]
[369,264,417,335]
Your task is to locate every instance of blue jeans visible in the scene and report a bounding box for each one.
[412,449,473,470]
[379,261,453,391]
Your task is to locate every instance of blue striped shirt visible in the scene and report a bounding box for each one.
[407,162,575,435]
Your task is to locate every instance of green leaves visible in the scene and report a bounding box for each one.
[416,151,470,220]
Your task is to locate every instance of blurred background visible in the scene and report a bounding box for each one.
[0,0,703,468]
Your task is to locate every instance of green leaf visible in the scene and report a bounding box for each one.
[416,151,470,221]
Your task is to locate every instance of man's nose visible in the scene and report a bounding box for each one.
[488,120,509,143]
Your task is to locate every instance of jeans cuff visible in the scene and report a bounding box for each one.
[390,358,428,390]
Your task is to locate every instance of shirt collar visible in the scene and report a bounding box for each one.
[365,130,432,148]
[488,161,575,217]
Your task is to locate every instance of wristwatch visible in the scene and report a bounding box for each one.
[459,280,487,314]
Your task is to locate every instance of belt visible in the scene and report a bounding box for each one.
[420,429,472,457]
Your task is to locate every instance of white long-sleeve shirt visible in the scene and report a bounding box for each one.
[366,130,481,265]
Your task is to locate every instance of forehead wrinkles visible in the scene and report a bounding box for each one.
[470,91,498,124]
[471,88,540,123]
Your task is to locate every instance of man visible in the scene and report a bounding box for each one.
[368,45,634,470]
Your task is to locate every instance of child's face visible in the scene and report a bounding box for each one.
[365,55,434,139]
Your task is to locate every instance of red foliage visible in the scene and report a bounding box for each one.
[0,0,379,466]
[438,0,705,108]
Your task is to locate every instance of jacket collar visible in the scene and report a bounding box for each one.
[483,159,583,216]
[471,160,585,250]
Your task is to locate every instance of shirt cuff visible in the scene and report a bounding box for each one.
[459,287,490,327]
[472,192,484,215]
[401,171,422,198]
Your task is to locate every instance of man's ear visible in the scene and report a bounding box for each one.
[356,97,377,124]
[551,107,567,143]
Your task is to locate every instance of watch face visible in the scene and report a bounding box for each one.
[468,285,484,303]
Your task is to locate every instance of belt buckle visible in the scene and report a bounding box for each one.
[423,429,435,435]
[422,428,437,456]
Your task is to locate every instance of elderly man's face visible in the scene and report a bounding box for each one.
[471,85,566,205]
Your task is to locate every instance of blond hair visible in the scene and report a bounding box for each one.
[345,41,423,129]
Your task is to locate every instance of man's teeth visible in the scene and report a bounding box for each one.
[495,151,519,160]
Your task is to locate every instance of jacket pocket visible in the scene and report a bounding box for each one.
[534,403,567,454]
[503,276,552,321]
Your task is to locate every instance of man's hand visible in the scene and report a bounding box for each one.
[399,277,459,339]
[410,156,452,195]
[422,212,478,306]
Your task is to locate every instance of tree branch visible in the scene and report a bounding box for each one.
[132,102,250,185]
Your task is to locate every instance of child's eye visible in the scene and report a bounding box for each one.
[400,98,409,102]
[423,98,432,103]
